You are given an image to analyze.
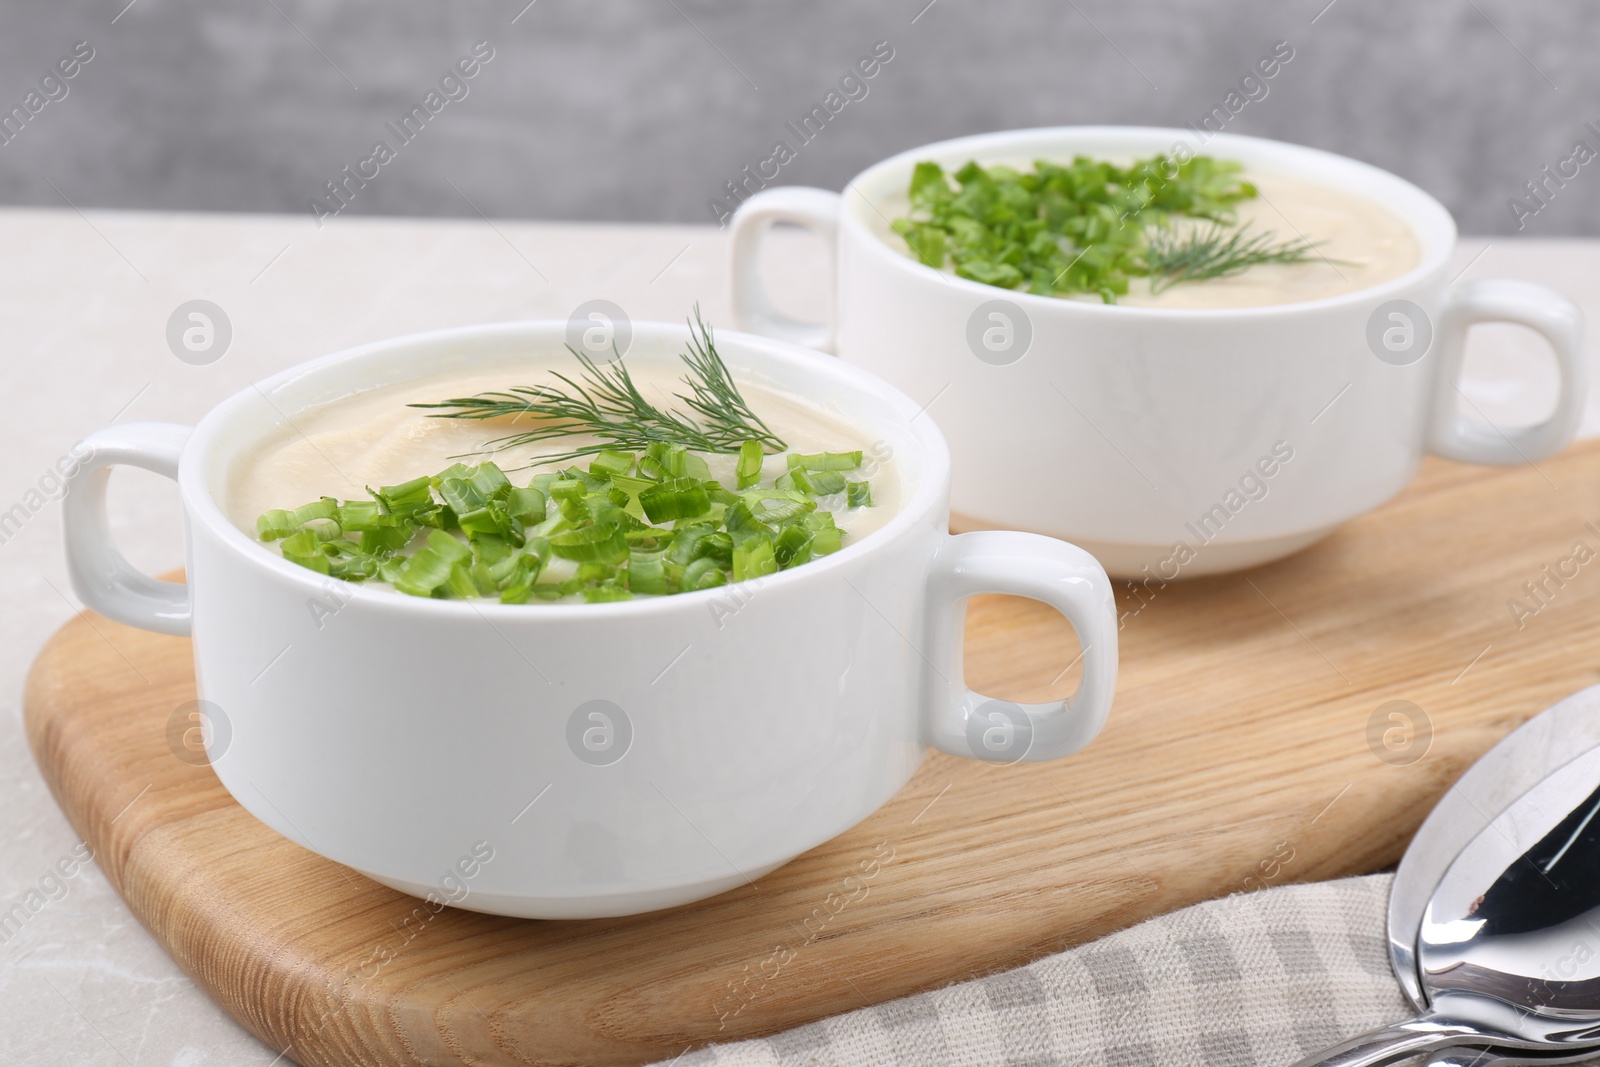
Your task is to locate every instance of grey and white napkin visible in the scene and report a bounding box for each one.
[658,874,1407,1067]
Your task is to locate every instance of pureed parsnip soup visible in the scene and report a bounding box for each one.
[232,320,899,604]
[880,155,1421,309]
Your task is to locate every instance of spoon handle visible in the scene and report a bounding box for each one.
[1291,1025,1471,1067]
[1424,1050,1600,1067]
[1424,1054,1507,1067]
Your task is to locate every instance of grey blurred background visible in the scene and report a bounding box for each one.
[0,0,1594,235]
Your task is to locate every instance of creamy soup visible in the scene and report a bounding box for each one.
[871,169,1421,309]
[230,363,901,598]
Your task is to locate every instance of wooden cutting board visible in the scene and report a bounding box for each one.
[26,442,1600,1066]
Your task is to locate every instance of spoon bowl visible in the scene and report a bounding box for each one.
[1390,685,1600,1067]
[1390,684,1600,1009]
[1296,741,1600,1065]
[1417,747,1600,1026]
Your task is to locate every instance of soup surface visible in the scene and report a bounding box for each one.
[229,360,902,600]
[871,167,1422,309]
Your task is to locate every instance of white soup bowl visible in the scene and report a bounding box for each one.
[729,126,1587,578]
[62,321,1118,918]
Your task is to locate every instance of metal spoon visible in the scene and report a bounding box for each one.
[1390,684,1600,1007]
[1422,1053,1600,1067]
[1294,742,1600,1065]
[1387,685,1600,1067]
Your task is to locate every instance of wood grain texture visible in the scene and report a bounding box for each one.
[25,443,1600,1066]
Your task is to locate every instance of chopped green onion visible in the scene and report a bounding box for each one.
[576,560,618,582]
[756,497,814,524]
[467,561,499,596]
[550,478,587,504]
[279,529,322,557]
[334,553,379,580]
[282,548,331,575]
[472,533,512,566]
[278,527,332,573]
[787,451,862,472]
[257,509,296,541]
[426,528,472,563]
[681,557,727,590]
[811,526,842,556]
[629,547,671,595]
[456,506,502,539]
[696,531,734,564]
[469,462,511,499]
[583,495,637,529]
[812,470,848,495]
[642,441,689,480]
[583,582,633,603]
[394,529,472,597]
[666,524,713,565]
[787,467,847,495]
[563,465,610,490]
[337,500,383,531]
[888,156,1269,302]
[530,510,569,539]
[736,440,764,489]
[360,524,411,554]
[732,535,778,582]
[291,498,338,526]
[259,431,873,602]
[608,473,653,497]
[505,487,547,523]
[438,477,485,515]
[498,551,545,604]
[373,477,434,518]
[549,523,629,564]
[300,516,342,542]
[589,450,636,477]
[446,561,480,599]
[413,505,449,529]
[775,525,814,568]
[723,502,774,546]
[639,479,712,524]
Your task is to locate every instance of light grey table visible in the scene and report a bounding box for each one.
[0,209,1593,1065]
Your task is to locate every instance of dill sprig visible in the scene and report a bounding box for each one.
[1143,223,1322,293]
[410,309,787,465]
[675,309,783,452]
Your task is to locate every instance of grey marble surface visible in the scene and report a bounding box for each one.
[0,1,1596,234]
[0,203,1594,1063]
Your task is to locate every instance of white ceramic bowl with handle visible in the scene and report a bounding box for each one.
[61,321,1117,919]
[729,126,1587,578]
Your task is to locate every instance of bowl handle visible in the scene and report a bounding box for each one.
[728,186,841,353]
[1426,278,1587,465]
[922,531,1118,763]
[62,422,192,636]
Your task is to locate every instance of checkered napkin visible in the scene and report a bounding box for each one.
[659,875,1409,1067]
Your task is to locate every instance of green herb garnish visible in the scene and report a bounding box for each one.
[257,448,873,603]
[410,309,785,465]
[256,312,889,602]
[1143,222,1321,292]
[889,155,1321,303]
